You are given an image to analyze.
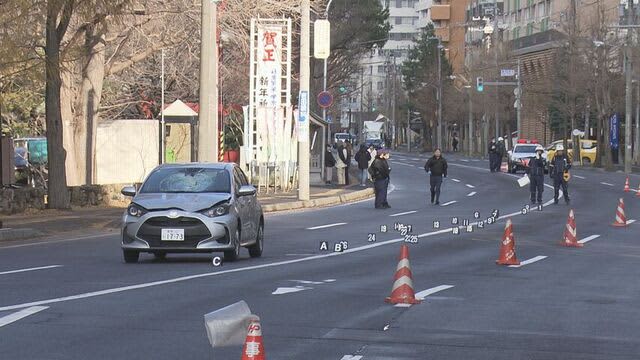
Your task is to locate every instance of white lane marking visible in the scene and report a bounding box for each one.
[307,223,347,230]
[0,306,48,328]
[290,280,324,285]
[451,178,461,183]
[627,219,637,225]
[411,158,420,161]
[416,166,423,169]
[389,210,418,217]
[440,201,457,207]
[508,255,548,268]
[574,175,585,179]
[465,184,475,188]
[467,191,477,197]
[324,279,337,282]
[460,159,469,162]
[601,182,614,186]
[0,265,62,276]
[272,286,311,295]
[394,303,412,308]
[340,356,363,360]
[415,285,455,300]
[285,253,315,256]
[578,235,600,244]
[0,170,560,312]
[0,233,114,250]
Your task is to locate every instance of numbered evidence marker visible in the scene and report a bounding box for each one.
[334,241,349,252]
[380,225,388,233]
[474,211,481,219]
[466,225,474,233]
[486,217,495,225]
[478,220,485,229]
[404,235,418,244]
[462,219,469,226]
[433,220,441,229]
[537,204,543,211]
[212,256,223,267]
[491,209,500,219]
[521,204,530,215]
[452,226,460,235]
[368,233,377,242]
[451,217,459,225]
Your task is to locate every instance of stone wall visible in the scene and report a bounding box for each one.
[0,184,133,215]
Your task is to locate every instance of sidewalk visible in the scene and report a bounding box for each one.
[0,182,373,242]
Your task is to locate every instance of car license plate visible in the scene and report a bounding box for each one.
[161,229,184,241]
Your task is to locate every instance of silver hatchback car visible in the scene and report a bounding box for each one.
[120,163,264,263]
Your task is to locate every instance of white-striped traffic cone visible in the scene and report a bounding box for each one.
[624,177,630,192]
[561,209,583,247]
[612,198,628,227]
[385,244,421,305]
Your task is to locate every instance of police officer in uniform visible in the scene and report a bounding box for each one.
[528,144,546,205]
[488,139,497,172]
[549,144,571,204]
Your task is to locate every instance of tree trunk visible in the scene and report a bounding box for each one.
[45,1,71,209]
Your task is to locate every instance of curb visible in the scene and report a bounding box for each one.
[262,188,374,213]
[0,228,44,242]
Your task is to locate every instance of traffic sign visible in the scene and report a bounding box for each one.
[501,69,516,77]
[314,20,331,59]
[327,115,333,124]
[317,91,333,108]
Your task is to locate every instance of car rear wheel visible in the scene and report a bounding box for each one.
[224,229,241,262]
[248,223,264,258]
[123,250,140,263]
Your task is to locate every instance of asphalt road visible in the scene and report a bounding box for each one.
[1,152,640,360]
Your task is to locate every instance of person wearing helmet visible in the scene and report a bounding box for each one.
[549,144,571,204]
[528,144,546,205]
[488,138,498,172]
[496,137,506,172]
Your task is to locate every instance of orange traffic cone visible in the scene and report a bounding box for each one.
[624,177,630,192]
[612,198,628,227]
[496,219,520,265]
[561,209,583,248]
[385,244,421,305]
[241,319,265,360]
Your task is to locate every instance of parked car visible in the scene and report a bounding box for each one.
[507,140,548,174]
[546,139,597,165]
[120,163,264,263]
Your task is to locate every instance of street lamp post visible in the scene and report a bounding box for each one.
[428,36,443,150]
[322,0,334,123]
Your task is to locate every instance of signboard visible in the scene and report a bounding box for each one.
[610,113,619,150]
[317,91,333,108]
[313,20,331,59]
[298,91,309,142]
[501,69,516,77]
[256,24,282,109]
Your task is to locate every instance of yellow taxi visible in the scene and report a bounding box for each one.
[546,140,597,165]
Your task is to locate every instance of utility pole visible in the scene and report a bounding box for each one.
[161,49,166,164]
[516,57,522,139]
[299,0,310,200]
[624,1,634,173]
[493,0,499,140]
[198,0,219,163]
[392,56,397,149]
[636,80,640,164]
[359,68,364,142]
[407,108,411,152]
[467,87,473,156]
[321,0,334,123]
[437,38,443,150]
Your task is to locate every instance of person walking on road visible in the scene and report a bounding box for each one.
[335,141,347,185]
[369,149,391,209]
[424,149,448,205]
[496,137,506,172]
[324,144,336,185]
[354,144,372,186]
[549,144,571,204]
[488,139,498,172]
[452,135,459,152]
[528,144,546,205]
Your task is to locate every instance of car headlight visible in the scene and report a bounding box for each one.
[127,204,147,217]
[201,203,230,218]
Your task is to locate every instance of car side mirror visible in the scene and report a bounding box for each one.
[121,186,137,197]
[238,185,257,197]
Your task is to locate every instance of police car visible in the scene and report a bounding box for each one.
[507,139,548,174]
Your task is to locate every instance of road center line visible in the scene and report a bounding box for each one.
[578,235,600,244]
[441,201,457,207]
[0,306,48,328]
[627,219,637,225]
[574,175,585,179]
[467,191,477,197]
[306,223,347,230]
[508,255,548,268]
[601,182,614,186]
[451,178,461,183]
[0,265,62,276]
[465,184,475,188]
[340,356,363,360]
[389,210,418,217]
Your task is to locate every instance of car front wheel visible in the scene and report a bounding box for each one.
[249,223,264,258]
[224,229,241,262]
[123,250,140,263]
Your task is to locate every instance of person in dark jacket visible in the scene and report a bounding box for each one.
[549,144,571,204]
[369,149,391,209]
[324,144,336,185]
[354,144,372,186]
[344,140,353,185]
[452,136,459,152]
[488,139,498,172]
[496,137,506,172]
[424,149,448,205]
[527,145,546,205]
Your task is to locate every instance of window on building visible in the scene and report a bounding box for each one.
[395,17,402,25]
[369,66,373,75]
[378,65,385,73]
[526,22,533,36]
[395,0,404,8]
[545,0,551,15]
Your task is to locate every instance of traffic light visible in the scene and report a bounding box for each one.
[476,77,484,92]
[338,85,348,95]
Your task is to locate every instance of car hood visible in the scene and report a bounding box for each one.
[132,193,231,212]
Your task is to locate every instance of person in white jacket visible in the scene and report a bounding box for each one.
[335,141,347,185]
